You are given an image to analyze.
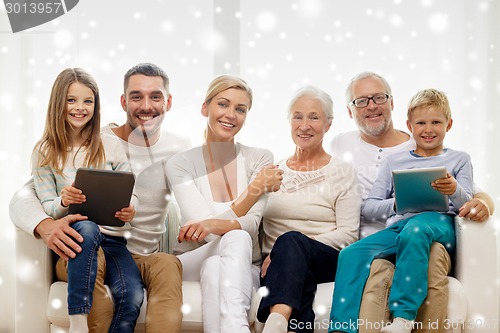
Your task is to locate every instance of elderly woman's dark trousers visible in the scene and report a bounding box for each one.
[257,231,340,333]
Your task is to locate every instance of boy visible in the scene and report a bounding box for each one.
[329,88,473,333]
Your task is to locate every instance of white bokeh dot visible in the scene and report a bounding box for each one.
[200,30,226,53]
[181,303,192,314]
[421,0,434,7]
[478,2,489,11]
[428,12,449,33]
[299,0,322,18]
[315,304,327,315]
[51,298,63,310]
[390,15,403,27]
[258,287,269,297]
[469,78,483,91]
[161,21,174,33]
[256,11,277,32]
[53,29,73,49]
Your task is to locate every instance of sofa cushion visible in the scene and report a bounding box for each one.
[47,277,466,333]
[250,278,467,333]
[46,281,203,331]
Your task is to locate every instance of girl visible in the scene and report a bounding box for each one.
[31,68,143,333]
[166,74,283,333]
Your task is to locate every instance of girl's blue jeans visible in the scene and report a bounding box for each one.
[67,220,144,333]
[329,212,455,333]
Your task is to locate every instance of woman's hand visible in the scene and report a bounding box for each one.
[261,254,271,278]
[115,204,135,222]
[431,172,457,195]
[251,165,284,194]
[178,219,213,243]
[61,184,86,207]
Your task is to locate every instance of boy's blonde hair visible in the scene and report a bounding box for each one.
[407,88,451,120]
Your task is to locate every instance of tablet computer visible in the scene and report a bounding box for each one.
[392,167,449,214]
[68,168,135,226]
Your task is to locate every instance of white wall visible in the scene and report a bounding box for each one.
[1,1,499,331]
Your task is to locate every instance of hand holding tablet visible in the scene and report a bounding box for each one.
[68,168,135,226]
[392,167,449,214]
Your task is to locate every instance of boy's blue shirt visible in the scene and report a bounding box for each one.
[362,148,473,227]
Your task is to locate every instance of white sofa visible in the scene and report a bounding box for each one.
[14,217,498,333]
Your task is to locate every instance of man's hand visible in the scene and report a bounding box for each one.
[459,198,490,222]
[35,214,88,261]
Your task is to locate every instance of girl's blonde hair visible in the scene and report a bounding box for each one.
[35,68,105,175]
[204,74,253,110]
[407,88,451,120]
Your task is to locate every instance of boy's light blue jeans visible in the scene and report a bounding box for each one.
[329,212,455,333]
[67,220,144,333]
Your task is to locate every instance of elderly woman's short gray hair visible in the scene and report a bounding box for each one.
[287,85,334,121]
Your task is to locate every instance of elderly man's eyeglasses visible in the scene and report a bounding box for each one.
[349,94,391,108]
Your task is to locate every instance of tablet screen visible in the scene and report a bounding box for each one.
[392,167,448,214]
[69,168,135,226]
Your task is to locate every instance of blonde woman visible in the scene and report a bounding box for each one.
[166,75,283,333]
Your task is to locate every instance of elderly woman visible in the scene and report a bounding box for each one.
[257,86,361,333]
[166,74,283,333]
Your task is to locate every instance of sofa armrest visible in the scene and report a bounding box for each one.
[15,227,52,333]
[455,217,498,333]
